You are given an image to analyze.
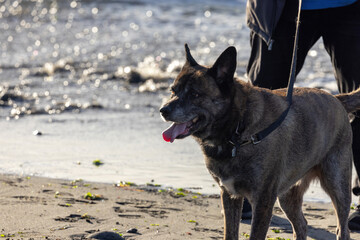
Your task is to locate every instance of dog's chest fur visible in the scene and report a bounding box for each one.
[218,178,237,195]
[202,144,257,197]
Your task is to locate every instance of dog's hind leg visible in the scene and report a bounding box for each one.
[318,153,351,240]
[220,188,243,240]
[278,174,313,240]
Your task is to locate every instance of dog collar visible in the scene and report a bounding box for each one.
[229,122,262,157]
[229,103,290,157]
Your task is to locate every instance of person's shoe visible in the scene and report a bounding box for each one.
[352,177,360,196]
[353,186,360,196]
[349,205,360,231]
[242,198,252,220]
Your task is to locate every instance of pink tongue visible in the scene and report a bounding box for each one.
[162,122,188,143]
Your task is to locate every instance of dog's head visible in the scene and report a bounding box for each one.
[160,44,237,142]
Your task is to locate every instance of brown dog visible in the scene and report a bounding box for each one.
[160,45,360,240]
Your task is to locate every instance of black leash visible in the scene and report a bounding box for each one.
[230,0,302,156]
[286,0,302,105]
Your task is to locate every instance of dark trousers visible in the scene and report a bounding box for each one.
[247,0,360,191]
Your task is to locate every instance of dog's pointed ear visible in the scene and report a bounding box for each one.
[208,46,237,88]
[184,43,199,67]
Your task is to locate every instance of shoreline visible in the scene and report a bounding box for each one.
[1,174,359,239]
[0,110,344,203]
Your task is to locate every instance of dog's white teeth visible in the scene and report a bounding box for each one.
[192,116,199,123]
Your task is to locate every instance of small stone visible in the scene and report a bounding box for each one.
[126,228,138,234]
[87,231,124,240]
[33,130,42,136]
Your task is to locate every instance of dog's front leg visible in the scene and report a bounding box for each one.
[221,188,243,240]
[249,193,277,240]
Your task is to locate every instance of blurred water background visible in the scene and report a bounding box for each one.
[0,0,349,202]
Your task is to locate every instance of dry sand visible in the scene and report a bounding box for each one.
[0,174,359,240]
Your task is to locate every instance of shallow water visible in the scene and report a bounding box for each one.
[0,108,345,203]
[0,0,350,203]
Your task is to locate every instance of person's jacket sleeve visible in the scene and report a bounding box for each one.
[246,0,287,47]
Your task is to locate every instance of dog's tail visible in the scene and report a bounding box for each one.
[336,88,360,113]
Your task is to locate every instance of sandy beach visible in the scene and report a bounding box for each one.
[0,174,359,240]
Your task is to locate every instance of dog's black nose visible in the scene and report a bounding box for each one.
[159,106,170,117]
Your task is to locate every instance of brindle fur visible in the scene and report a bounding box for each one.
[160,45,360,240]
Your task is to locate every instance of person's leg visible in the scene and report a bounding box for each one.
[322,1,360,93]
[247,0,321,88]
[241,198,252,219]
[321,0,360,229]
[322,0,360,184]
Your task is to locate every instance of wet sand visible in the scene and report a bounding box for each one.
[0,174,359,240]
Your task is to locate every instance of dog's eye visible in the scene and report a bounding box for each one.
[170,87,176,95]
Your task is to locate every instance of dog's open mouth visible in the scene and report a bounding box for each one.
[162,116,200,143]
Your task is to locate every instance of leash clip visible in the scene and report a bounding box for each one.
[230,135,260,158]
[251,135,261,145]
